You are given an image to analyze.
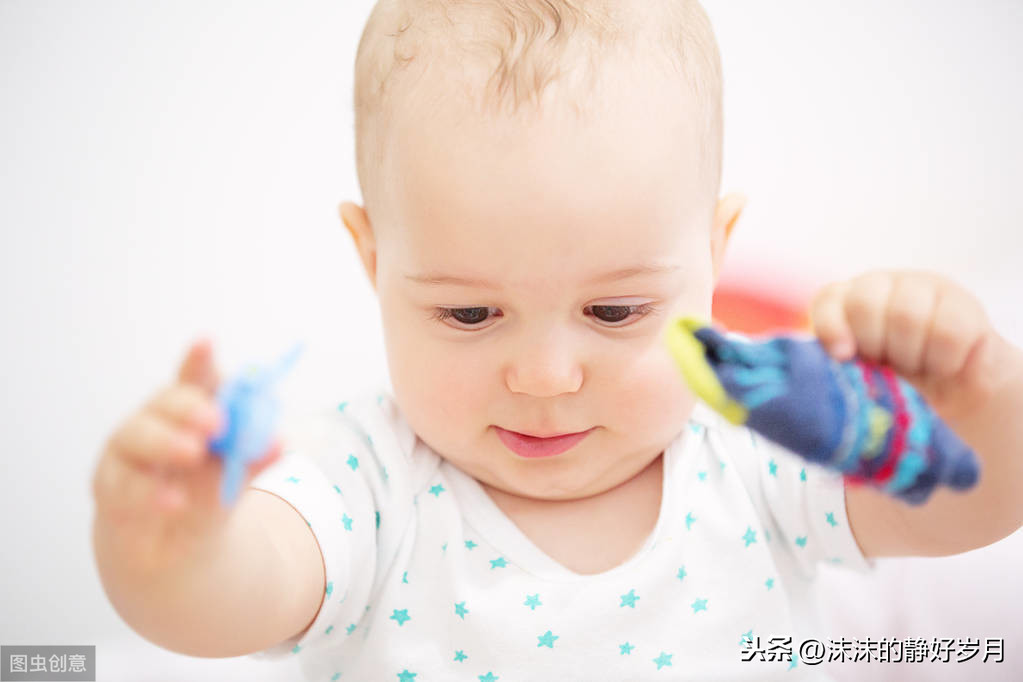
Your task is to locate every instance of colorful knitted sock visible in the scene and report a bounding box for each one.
[207,342,304,507]
[663,316,979,505]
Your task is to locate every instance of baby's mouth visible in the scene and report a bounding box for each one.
[493,426,595,459]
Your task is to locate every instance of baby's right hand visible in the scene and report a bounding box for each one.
[92,338,283,565]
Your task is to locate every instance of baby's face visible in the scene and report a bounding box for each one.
[367,64,724,501]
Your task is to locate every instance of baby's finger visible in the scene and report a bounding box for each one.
[920,287,985,379]
[177,337,221,396]
[881,273,938,377]
[146,383,224,437]
[109,410,207,469]
[94,448,188,519]
[810,280,855,359]
[842,270,893,362]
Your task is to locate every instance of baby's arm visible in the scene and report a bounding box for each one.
[94,488,325,658]
[92,338,329,657]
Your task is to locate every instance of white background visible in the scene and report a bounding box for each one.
[1,1,1020,680]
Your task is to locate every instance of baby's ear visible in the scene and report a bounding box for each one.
[339,201,378,290]
[710,193,746,282]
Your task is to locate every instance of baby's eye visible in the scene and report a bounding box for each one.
[433,306,501,327]
[587,304,658,324]
[431,304,657,330]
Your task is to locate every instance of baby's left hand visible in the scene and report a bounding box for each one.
[810,269,1009,423]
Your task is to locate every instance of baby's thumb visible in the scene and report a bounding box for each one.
[177,336,220,395]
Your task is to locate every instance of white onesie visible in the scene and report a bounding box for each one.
[247,385,874,681]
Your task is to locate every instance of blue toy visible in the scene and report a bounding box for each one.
[207,342,305,507]
[663,316,979,505]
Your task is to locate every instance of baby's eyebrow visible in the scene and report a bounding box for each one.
[405,263,681,290]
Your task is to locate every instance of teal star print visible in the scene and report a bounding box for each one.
[490,557,507,569]
[697,470,707,481]
[691,598,708,613]
[795,536,807,548]
[765,578,774,590]
[347,454,359,471]
[285,475,300,483]
[454,650,468,662]
[331,673,340,681]
[326,581,333,597]
[620,642,634,655]
[478,674,499,682]
[333,484,343,495]
[390,609,411,626]
[325,625,333,635]
[688,421,702,433]
[524,594,542,610]
[742,526,757,547]
[465,539,478,550]
[620,589,640,608]
[346,624,356,635]
[685,511,697,530]
[768,458,778,476]
[375,510,381,528]
[825,512,837,527]
[537,630,559,648]
[342,513,353,531]
[429,484,445,497]
[397,671,416,682]
[455,601,469,619]
[442,543,448,552]
[653,652,673,670]
[338,401,348,411]
[402,571,408,584]
[800,467,807,481]
[676,566,687,581]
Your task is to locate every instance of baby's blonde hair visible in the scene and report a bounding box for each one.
[353,0,723,224]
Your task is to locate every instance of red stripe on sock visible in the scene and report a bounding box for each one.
[870,366,908,484]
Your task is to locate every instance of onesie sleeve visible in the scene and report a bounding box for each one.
[244,387,421,660]
[726,420,876,579]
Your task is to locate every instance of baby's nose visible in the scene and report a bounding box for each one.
[505,340,583,397]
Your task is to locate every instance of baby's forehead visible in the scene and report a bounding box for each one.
[383,64,713,235]
[384,125,712,292]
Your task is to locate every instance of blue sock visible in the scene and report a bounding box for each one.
[664,316,979,505]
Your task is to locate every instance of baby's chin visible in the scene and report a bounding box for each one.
[462,442,660,503]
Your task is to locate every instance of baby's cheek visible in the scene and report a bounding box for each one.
[609,347,695,430]
[388,341,489,444]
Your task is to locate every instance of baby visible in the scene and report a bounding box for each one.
[91,0,1023,680]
